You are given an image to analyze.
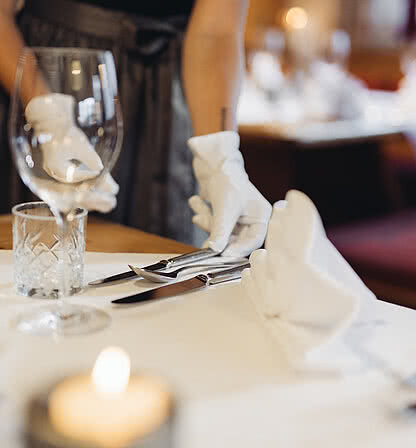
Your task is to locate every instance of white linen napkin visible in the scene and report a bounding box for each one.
[241,189,375,362]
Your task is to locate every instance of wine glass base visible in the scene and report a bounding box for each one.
[11,304,111,336]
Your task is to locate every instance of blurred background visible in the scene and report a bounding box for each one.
[239,0,416,307]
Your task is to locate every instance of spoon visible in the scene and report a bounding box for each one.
[129,262,245,283]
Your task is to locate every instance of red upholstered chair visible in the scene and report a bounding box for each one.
[328,209,416,309]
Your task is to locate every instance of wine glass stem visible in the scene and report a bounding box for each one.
[55,210,72,312]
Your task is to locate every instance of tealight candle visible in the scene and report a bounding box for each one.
[48,347,172,448]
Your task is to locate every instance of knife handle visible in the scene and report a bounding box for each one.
[201,262,250,286]
[164,248,220,268]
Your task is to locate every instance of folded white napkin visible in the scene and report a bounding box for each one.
[241,190,375,362]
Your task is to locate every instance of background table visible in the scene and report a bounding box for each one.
[0,214,195,254]
[239,123,403,227]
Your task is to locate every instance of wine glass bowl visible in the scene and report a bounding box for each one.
[9,47,122,214]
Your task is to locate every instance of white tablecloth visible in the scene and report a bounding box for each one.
[1,250,416,447]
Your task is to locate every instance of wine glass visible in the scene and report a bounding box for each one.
[8,47,123,335]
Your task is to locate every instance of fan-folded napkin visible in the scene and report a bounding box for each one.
[241,189,376,362]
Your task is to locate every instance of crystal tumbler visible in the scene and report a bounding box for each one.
[12,202,87,298]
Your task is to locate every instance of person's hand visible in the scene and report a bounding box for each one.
[25,93,118,212]
[33,172,119,214]
[78,172,119,213]
[25,93,104,183]
[188,131,272,257]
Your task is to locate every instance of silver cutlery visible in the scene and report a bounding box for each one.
[89,248,220,285]
[112,262,250,304]
[129,260,246,283]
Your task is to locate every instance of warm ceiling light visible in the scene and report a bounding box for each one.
[285,7,308,30]
[71,60,82,75]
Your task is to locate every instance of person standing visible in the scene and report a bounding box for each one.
[0,0,271,257]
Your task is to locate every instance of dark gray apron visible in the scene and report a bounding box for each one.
[1,0,201,245]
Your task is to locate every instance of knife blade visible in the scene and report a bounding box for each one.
[89,248,219,286]
[112,262,250,304]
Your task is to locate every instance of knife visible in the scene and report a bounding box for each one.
[112,262,250,304]
[89,248,220,285]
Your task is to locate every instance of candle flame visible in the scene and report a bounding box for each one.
[285,7,308,30]
[92,347,130,395]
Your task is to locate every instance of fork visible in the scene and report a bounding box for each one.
[129,262,246,283]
